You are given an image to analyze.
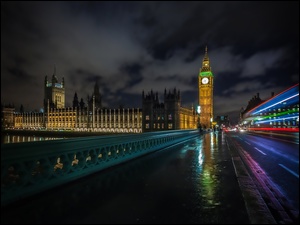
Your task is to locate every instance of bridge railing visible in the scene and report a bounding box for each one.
[1,129,199,206]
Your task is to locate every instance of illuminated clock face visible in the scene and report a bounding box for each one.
[202,77,209,84]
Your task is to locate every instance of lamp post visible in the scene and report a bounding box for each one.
[197,106,202,132]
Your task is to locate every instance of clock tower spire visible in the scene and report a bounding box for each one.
[201,46,211,72]
[198,46,214,129]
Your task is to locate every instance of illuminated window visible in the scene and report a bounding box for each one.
[146,115,150,120]
[145,123,149,129]
[168,123,173,129]
[153,123,156,129]
[168,114,172,120]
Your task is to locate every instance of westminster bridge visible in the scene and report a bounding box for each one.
[2,129,298,224]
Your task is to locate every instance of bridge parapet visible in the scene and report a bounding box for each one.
[1,129,199,206]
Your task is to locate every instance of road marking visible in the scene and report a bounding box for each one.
[245,141,251,145]
[279,164,299,178]
[254,147,266,155]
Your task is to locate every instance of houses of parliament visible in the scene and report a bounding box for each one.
[2,48,216,133]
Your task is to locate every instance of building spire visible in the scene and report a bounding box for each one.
[203,45,209,61]
[200,45,211,72]
[53,64,56,76]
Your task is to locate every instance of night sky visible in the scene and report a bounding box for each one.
[1,1,299,124]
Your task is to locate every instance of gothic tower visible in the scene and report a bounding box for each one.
[164,88,181,130]
[88,80,102,110]
[198,46,214,129]
[73,92,79,108]
[142,88,181,132]
[44,66,65,111]
[93,80,102,109]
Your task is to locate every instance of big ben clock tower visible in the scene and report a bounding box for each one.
[198,46,214,129]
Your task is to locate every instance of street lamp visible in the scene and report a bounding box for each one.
[197,106,202,131]
[197,106,201,114]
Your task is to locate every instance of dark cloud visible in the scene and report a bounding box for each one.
[7,67,32,80]
[120,63,144,88]
[1,1,299,124]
